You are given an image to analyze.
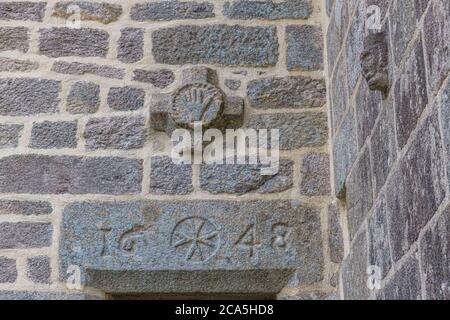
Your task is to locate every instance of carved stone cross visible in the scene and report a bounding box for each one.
[150,66,244,136]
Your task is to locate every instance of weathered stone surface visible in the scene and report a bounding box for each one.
[27,256,51,284]
[67,81,100,114]
[39,27,109,58]
[286,25,323,71]
[420,208,449,300]
[131,1,214,21]
[300,153,330,196]
[200,159,293,195]
[0,222,52,249]
[0,124,23,148]
[0,200,52,216]
[152,25,278,67]
[107,87,145,111]
[30,121,77,149]
[328,203,343,264]
[0,57,38,72]
[394,39,428,149]
[439,80,450,192]
[330,55,349,133]
[370,98,397,196]
[59,200,323,293]
[386,112,446,262]
[150,156,193,195]
[380,256,422,299]
[52,61,125,79]
[53,1,122,24]
[423,0,450,94]
[117,28,144,63]
[341,230,369,300]
[246,113,328,150]
[390,0,418,66]
[368,195,392,279]
[355,80,382,149]
[0,2,46,21]
[224,79,241,91]
[247,76,326,109]
[326,0,348,73]
[346,149,373,240]
[133,69,175,89]
[0,27,28,52]
[345,0,365,94]
[0,258,17,283]
[279,291,328,300]
[0,155,143,195]
[332,108,357,198]
[84,116,147,150]
[0,291,99,300]
[223,0,312,20]
[0,78,60,116]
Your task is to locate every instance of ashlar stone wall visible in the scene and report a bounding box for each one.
[0,1,335,300]
[327,0,449,299]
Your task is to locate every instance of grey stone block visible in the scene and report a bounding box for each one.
[39,27,109,58]
[0,155,143,195]
[346,149,373,240]
[223,0,312,20]
[326,0,348,73]
[0,200,52,216]
[330,55,349,133]
[390,0,418,66]
[224,79,241,91]
[59,200,323,293]
[53,1,122,24]
[394,38,428,149]
[355,80,382,149]
[386,112,446,262]
[0,291,100,300]
[341,230,369,300]
[439,80,450,193]
[380,256,422,300]
[27,256,51,284]
[0,27,28,52]
[300,153,330,196]
[52,61,125,79]
[152,25,278,67]
[133,69,175,89]
[286,25,323,71]
[332,108,357,198]
[0,124,23,148]
[368,195,392,279]
[0,258,17,283]
[370,98,397,196]
[84,116,147,150]
[131,1,214,21]
[345,0,364,95]
[0,78,60,116]
[419,208,449,300]
[423,0,450,94]
[247,76,326,109]
[328,203,343,264]
[107,87,145,111]
[0,2,46,21]
[0,57,38,72]
[67,81,100,114]
[246,113,328,150]
[117,28,144,63]
[30,121,77,149]
[0,222,52,249]
[200,159,293,195]
[150,156,193,195]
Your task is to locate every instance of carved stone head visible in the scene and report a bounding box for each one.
[360,32,389,96]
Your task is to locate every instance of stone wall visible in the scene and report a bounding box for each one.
[0,1,335,300]
[327,0,449,299]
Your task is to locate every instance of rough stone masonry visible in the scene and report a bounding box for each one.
[0,0,447,301]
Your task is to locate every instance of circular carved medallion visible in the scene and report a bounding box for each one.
[171,83,224,129]
[170,217,220,263]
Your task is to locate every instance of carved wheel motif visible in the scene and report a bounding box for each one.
[171,83,224,129]
[170,217,220,263]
